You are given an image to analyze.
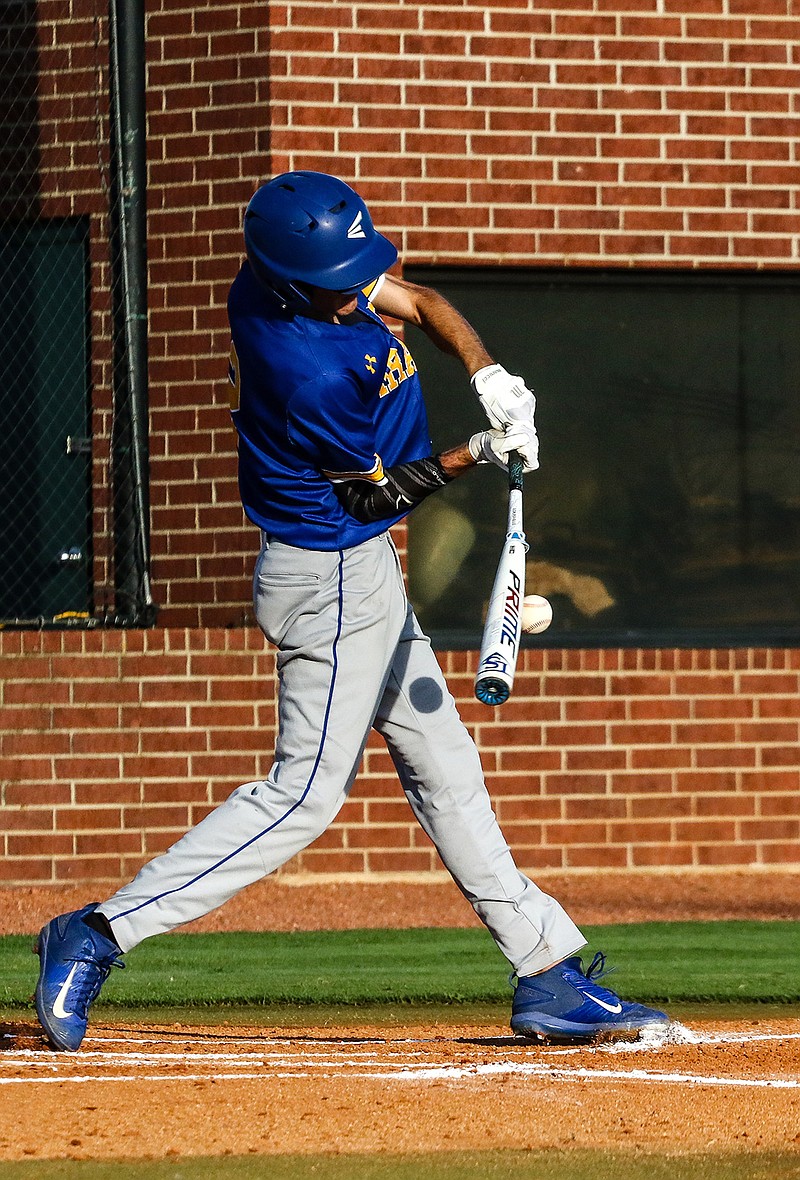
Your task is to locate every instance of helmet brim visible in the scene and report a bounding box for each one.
[308,231,398,294]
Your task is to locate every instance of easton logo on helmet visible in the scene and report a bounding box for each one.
[347,210,366,239]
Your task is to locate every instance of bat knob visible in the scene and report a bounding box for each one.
[475,677,510,707]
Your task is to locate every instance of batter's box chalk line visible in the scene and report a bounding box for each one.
[601,1021,695,1053]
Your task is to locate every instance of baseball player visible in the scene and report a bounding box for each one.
[35,171,668,1051]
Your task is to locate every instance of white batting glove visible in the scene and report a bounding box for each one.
[468,422,539,473]
[507,419,539,472]
[471,363,536,430]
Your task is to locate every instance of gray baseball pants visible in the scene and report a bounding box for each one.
[102,530,586,976]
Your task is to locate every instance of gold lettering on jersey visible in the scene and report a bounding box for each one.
[380,342,417,398]
[401,341,416,378]
[364,353,377,374]
[228,341,241,413]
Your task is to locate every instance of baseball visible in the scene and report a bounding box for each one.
[521,594,553,634]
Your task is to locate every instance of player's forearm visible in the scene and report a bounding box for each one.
[437,441,479,479]
[374,276,492,377]
[413,289,493,377]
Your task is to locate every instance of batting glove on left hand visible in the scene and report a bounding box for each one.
[468,422,539,473]
[471,363,536,430]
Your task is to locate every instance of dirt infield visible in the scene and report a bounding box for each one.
[3,871,800,1163]
[2,1017,800,1160]
[3,867,800,937]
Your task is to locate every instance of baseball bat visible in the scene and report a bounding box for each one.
[474,451,528,706]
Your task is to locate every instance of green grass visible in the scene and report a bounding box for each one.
[4,920,800,1011]
[4,924,799,1179]
[2,1151,800,1180]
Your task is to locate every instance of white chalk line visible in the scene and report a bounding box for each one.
[1,1021,799,1090]
[378,1063,800,1088]
[0,1052,420,1071]
[2,1031,795,1073]
[0,1063,798,1090]
[8,1023,799,1054]
[0,1072,300,1085]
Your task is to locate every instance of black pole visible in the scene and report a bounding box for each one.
[109,0,155,623]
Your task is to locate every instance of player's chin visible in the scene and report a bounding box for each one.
[337,294,359,316]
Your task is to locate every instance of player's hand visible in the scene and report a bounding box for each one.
[468,422,539,473]
[471,363,536,430]
[507,420,539,472]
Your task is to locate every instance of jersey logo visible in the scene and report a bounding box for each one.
[380,342,417,397]
[347,210,366,239]
[364,354,377,374]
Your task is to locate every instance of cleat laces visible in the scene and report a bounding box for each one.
[510,950,616,992]
[563,951,625,1010]
[66,953,124,1018]
[581,950,616,983]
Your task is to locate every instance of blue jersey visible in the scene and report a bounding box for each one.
[227,263,432,550]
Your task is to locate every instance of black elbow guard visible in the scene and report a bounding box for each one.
[335,455,452,523]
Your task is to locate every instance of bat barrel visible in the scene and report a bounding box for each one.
[474,451,527,708]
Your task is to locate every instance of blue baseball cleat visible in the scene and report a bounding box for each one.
[34,905,124,1052]
[511,951,669,1043]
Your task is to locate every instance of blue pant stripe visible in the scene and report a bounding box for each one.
[112,551,346,922]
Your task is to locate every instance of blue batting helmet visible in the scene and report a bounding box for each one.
[243,171,398,310]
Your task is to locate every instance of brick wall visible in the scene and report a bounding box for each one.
[268,2,800,270]
[2,630,799,885]
[23,2,800,627]
[146,0,800,627]
[2,1,798,886]
[144,0,267,625]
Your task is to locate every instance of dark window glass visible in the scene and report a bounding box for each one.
[404,267,800,647]
[0,219,92,620]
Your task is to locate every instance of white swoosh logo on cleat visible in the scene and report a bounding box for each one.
[586,994,623,1014]
[52,963,78,1019]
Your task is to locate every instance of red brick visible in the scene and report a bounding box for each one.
[675,722,738,744]
[564,699,625,722]
[629,796,688,819]
[632,844,694,867]
[566,749,626,771]
[543,774,607,796]
[630,746,692,770]
[499,749,562,772]
[55,857,124,881]
[759,843,800,864]
[761,747,800,768]
[757,697,800,720]
[55,809,124,832]
[565,846,629,869]
[0,809,55,833]
[564,797,626,820]
[697,794,756,818]
[2,783,70,807]
[613,773,674,796]
[347,826,412,849]
[610,723,673,745]
[499,798,563,822]
[367,850,435,872]
[498,822,545,846]
[0,858,54,883]
[543,723,606,747]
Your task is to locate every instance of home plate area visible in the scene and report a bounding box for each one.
[2,1018,800,1159]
